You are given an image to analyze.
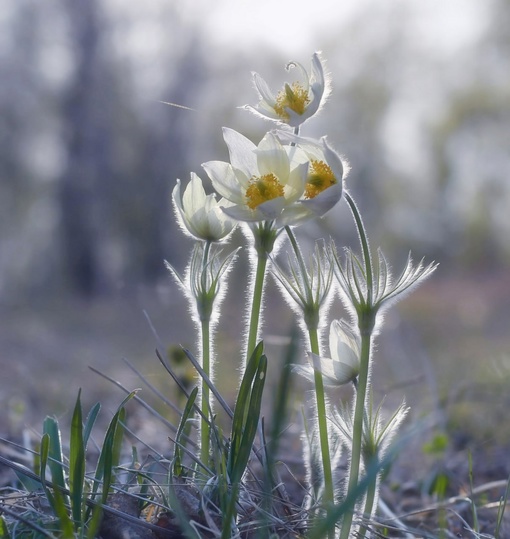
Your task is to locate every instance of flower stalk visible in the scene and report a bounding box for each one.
[283,226,335,514]
[245,221,278,363]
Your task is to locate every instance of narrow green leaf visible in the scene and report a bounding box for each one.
[40,433,75,537]
[0,515,10,538]
[228,341,264,479]
[93,390,138,506]
[42,417,67,496]
[39,433,56,509]
[173,387,198,478]
[230,354,267,485]
[83,402,101,449]
[69,390,86,528]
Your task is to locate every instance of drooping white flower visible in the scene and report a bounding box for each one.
[172,172,237,242]
[277,132,348,225]
[202,128,309,226]
[245,52,330,127]
[295,319,361,387]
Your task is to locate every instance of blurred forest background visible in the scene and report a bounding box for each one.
[1,0,509,453]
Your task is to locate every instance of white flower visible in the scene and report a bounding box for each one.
[245,52,330,127]
[172,172,237,242]
[276,133,348,225]
[202,128,309,226]
[295,319,360,386]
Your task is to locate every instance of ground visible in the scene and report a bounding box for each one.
[1,271,510,536]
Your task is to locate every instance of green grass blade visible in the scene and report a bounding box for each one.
[230,354,267,485]
[40,433,75,537]
[39,433,56,510]
[42,417,67,497]
[101,407,126,505]
[173,387,198,478]
[495,474,510,539]
[93,390,138,505]
[83,402,101,449]
[0,515,10,538]
[69,390,86,528]
[227,341,264,481]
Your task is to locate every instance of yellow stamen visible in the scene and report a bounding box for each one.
[274,82,310,121]
[245,173,284,210]
[305,160,337,199]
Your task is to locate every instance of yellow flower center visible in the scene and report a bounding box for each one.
[274,82,310,121]
[305,160,337,199]
[245,173,285,210]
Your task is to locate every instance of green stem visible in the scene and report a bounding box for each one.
[344,192,373,303]
[339,330,372,539]
[199,240,212,464]
[200,318,211,465]
[339,194,376,539]
[246,252,268,362]
[308,327,334,515]
[358,458,378,539]
[285,225,333,512]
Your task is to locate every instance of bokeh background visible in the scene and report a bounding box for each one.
[1,0,509,462]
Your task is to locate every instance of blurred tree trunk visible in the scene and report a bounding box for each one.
[57,0,111,296]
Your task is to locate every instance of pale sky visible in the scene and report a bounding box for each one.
[201,0,487,56]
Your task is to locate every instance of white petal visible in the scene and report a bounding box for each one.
[222,127,258,178]
[276,205,315,227]
[202,161,245,205]
[300,182,343,217]
[321,137,345,181]
[252,72,276,105]
[308,352,357,386]
[257,196,286,219]
[183,172,208,216]
[285,161,308,203]
[222,204,263,222]
[256,132,289,181]
[329,320,360,369]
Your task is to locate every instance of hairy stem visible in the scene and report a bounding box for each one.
[200,318,211,464]
[308,327,335,520]
[246,252,268,363]
[340,193,376,539]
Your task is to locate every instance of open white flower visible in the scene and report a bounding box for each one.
[202,128,309,226]
[172,173,237,242]
[278,133,348,225]
[245,52,330,128]
[295,319,361,386]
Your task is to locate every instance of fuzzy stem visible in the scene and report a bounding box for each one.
[358,460,378,539]
[199,240,212,464]
[246,252,268,362]
[340,193,376,539]
[340,331,372,539]
[285,226,334,523]
[308,327,335,518]
[200,318,211,464]
[344,192,373,303]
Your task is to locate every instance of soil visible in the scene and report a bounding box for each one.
[1,272,510,537]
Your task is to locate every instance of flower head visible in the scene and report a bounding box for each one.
[172,173,237,242]
[245,52,330,127]
[272,240,334,331]
[166,242,239,323]
[277,133,348,224]
[333,398,409,464]
[332,243,437,332]
[202,128,309,226]
[294,319,361,387]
